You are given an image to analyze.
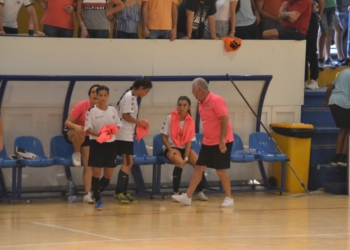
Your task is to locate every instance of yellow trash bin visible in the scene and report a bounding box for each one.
[270,123,316,193]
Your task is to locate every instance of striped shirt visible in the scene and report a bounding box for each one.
[114,4,139,34]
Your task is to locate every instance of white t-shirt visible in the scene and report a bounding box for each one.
[160,114,196,150]
[115,90,138,142]
[84,104,122,142]
[236,0,256,27]
[0,0,33,28]
[215,0,238,21]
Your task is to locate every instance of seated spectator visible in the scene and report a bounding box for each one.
[262,0,311,40]
[141,0,178,40]
[177,0,217,39]
[256,0,284,33]
[323,68,350,166]
[204,0,239,39]
[235,0,260,39]
[76,0,124,38]
[0,0,44,35]
[64,84,100,204]
[160,96,208,201]
[37,0,75,38]
[113,0,142,39]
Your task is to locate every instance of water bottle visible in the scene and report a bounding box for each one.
[28,17,34,36]
[66,178,77,203]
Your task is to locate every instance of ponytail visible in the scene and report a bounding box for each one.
[117,77,153,106]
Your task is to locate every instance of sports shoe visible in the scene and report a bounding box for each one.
[72,152,81,167]
[324,59,338,67]
[171,193,192,206]
[83,192,94,204]
[318,58,324,68]
[95,200,103,211]
[253,179,260,184]
[221,197,234,207]
[337,154,347,166]
[125,193,138,203]
[172,192,180,202]
[196,191,208,201]
[113,193,130,203]
[305,80,318,90]
[330,154,340,166]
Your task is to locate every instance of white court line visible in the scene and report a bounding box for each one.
[0,240,114,248]
[32,222,121,241]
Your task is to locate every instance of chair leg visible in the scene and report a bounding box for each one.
[11,167,17,199]
[281,161,287,193]
[0,169,8,198]
[157,164,162,195]
[64,165,72,180]
[130,164,147,193]
[16,166,23,199]
[258,160,271,188]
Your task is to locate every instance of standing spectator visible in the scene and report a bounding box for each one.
[262,0,311,40]
[76,0,124,38]
[37,0,75,38]
[256,0,284,33]
[305,0,325,90]
[318,0,337,67]
[333,9,347,65]
[177,0,217,39]
[235,0,260,39]
[323,68,350,166]
[204,0,239,39]
[0,0,44,35]
[160,96,208,201]
[113,0,142,38]
[142,0,178,40]
[172,78,234,208]
[113,78,152,203]
[85,85,122,211]
[64,84,100,204]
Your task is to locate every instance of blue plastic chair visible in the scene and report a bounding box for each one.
[249,132,287,161]
[14,136,54,199]
[230,133,255,163]
[249,132,288,194]
[0,145,20,200]
[130,138,158,195]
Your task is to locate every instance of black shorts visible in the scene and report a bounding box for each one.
[329,104,350,129]
[277,28,306,40]
[63,127,90,147]
[115,140,134,155]
[88,140,118,168]
[196,142,233,169]
[163,147,186,161]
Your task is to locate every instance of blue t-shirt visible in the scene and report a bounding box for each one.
[329,68,350,109]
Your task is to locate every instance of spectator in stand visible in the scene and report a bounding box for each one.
[305,0,324,90]
[262,0,311,40]
[318,0,337,67]
[235,0,260,39]
[37,0,75,37]
[0,0,44,35]
[0,110,3,152]
[323,68,350,166]
[256,0,284,33]
[204,0,239,39]
[142,0,178,40]
[333,9,347,65]
[76,0,124,38]
[113,0,142,38]
[177,0,217,39]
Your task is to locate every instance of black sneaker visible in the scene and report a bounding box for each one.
[337,154,347,166]
[330,154,340,166]
[325,59,338,68]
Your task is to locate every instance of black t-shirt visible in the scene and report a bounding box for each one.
[177,0,216,34]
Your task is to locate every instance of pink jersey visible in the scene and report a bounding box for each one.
[70,100,91,136]
[198,92,233,145]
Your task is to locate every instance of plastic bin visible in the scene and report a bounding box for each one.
[270,123,316,193]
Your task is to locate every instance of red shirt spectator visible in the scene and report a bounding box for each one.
[282,0,311,35]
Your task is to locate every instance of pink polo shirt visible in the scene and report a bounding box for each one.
[198,92,234,146]
[70,100,91,136]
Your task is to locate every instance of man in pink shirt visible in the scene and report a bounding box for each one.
[172,78,234,207]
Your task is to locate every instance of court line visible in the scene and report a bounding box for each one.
[32,222,121,241]
[0,240,114,248]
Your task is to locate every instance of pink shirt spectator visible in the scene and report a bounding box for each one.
[198,92,233,146]
[70,100,91,136]
[41,0,75,30]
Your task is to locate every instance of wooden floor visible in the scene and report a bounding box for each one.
[1,192,350,250]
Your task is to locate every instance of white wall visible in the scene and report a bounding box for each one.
[0,37,306,190]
